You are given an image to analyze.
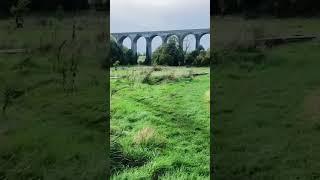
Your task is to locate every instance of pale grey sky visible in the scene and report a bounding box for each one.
[111,0,210,53]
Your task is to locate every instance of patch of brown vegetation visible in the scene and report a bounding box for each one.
[204,90,210,103]
[133,127,156,145]
[303,90,320,120]
[133,127,166,148]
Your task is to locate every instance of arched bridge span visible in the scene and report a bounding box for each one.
[111,28,210,64]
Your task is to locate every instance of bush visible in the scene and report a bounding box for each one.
[193,50,210,66]
[185,49,200,66]
[185,49,210,67]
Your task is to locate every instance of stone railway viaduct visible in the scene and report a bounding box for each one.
[111,28,210,64]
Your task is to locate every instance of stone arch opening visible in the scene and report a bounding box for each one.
[122,36,131,49]
[132,36,147,64]
[135,36,146,56]
[200,33,210,51]
[183,34,196,52]
[165,34,179,45]
[151,36,163,53]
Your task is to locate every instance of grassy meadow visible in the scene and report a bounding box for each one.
[0,12,108,179]
[212,16,320,179]
[110,66,210,179]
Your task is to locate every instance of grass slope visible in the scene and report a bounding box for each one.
[111,67,210,179]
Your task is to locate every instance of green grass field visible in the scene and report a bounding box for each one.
[111,66,210,179]
[213,40,320,179]
[0,13,108,179]
[212,16,320,179]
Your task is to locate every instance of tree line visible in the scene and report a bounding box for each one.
[0,0,110,17]
[212,0,320,17]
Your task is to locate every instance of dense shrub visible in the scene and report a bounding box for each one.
[185,49,200,66]
[185,48,210,67]
[193,49,210,66]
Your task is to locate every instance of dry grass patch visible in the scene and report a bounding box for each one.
[204,90,210,103]
[134,127,155,145]
[133,127,166,147]
[303,89,320,121]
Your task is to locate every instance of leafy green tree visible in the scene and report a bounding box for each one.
[152,38,184,66]
[120,47,130,65]
[184,45,206,66]
[109,38,137,66]
[110,39,124,65]
[125,49,137,65]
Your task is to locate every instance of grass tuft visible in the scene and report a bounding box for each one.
[133,127,166,148]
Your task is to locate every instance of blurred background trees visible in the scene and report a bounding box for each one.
[0,0,110,18]
[212,0,320,17]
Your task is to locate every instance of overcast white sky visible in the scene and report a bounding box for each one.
[111,0,210,53]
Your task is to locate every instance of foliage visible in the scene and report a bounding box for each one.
[152,38,184,66]
[123,47,137,65]
[110,39,124,65]
[109,39,137,66]
[193,49,210,66]
[185,48,210,67]
[185,50,199,66]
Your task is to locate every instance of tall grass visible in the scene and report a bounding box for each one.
[0,12,108,179]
